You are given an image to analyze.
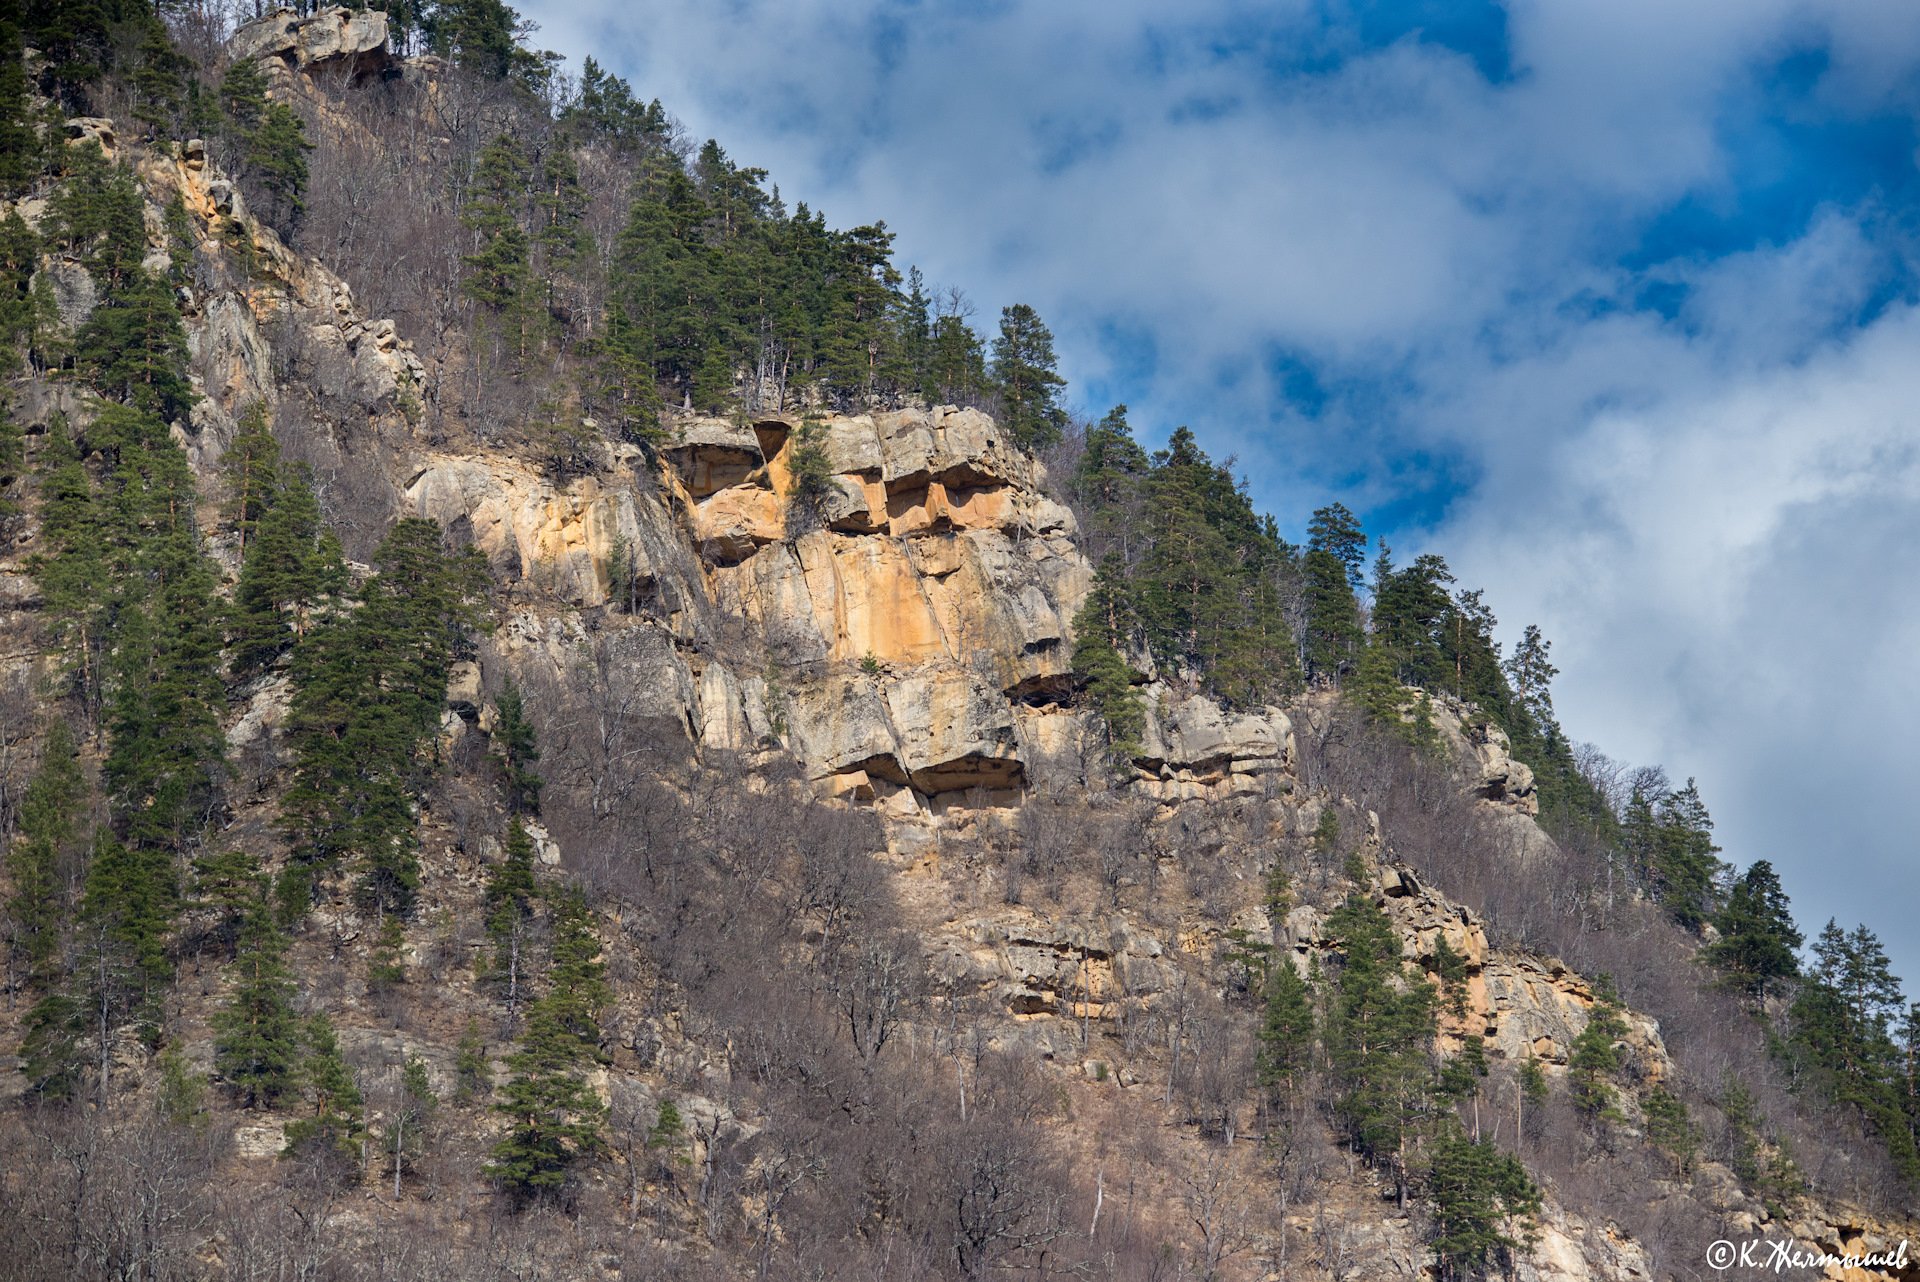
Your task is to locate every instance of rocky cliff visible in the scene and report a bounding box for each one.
[1,24,1913,1281]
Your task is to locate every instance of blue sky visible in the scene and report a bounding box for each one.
[519,0,1920,985]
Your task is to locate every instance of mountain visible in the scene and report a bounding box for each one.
[0,7,1914,1280]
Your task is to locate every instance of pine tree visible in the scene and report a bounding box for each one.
[1426,1125,1541,1282]
[1567,978,1627,1123]
[462,134,539,362]
[213,887,300,1108]
[249,104,312,230]
[1702,860,1802,1000]
[487,891,610,1198]
[191,847,264,961]
[1069,561,1146,766]
[1258,957,1316,1098]
[6,719,87,992]
[73,270,196,420]
[1642,1087,1698,1176]
[284,1014,365,1169]
[77,830,178,1061]
[230,464,343,677]
[1502,624,1557,730]
[19,990,86,1101]
[484,820,539,1013]
[280,519,485,919]
[990,303,1067,449]
[222,401,280,558]
[1323,893,1438,1205]
[1650,779,1726,930]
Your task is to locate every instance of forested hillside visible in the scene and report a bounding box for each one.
[0,4,1915,1280]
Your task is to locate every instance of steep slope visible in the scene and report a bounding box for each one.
[0,13,1914,1282]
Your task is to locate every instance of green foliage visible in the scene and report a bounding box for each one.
[1426,1125,1542,1282]
[1618,775,1728,931]
[1068,562,1146,766]
[6,719,87,992]
[222,402,279,553]
[428,0,553,87]
[283,1015,366,1167]
[1781,919,1920,1182]
[1437,1034,1488,1105]
[280,519,486,920]
[20,991,85,1101]
[487,891,610,1198]
[251,104,312,228]
[213,879,300,1108]
[46,144,146,289]
[1518,1054,1549,1136]
[484,819,540,1011]
[0,212,40,376]
[1702,860,1802,1000]
[989,303,1067,448]
[784,414,835,530]
[73,270,194,419]
[368,915,408,992]
[156,1047,208,1129]
[1323,894,1438,1200]
[1567,978,1627,1124]
[1302,504,1366,682]
[493,679,543,815]
[1073,424,1298,710]
[1642,1087,1698,1177]
[1257,956,1316,1096]
[77,829,178,1050]
[230,462,344,678]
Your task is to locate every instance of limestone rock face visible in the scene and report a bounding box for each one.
[1134,688,1295,800]
[1464,713,1539,814]
[231,6,391,78]
[403,456,686,608]
[937,911,1177,1023]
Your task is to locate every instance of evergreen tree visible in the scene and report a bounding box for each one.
[1258,956,1316,1098]
[191,846,263,960]
[279,519,486,919]
[484,819,539,1014]
[487,891,609,1198]
[5,719,87,992]
[1323,893,1439,1205]
[1650,780,1726,930]
[76,831,178,1057]
[989,303,1067,449]
[222,401,280,557]
[1426,1125,1542,1282]
[462,133,539,361]
[1567,978,1627,1124]
[72,270,195,419]
[19,990,86,1101]
[213,885,300,1108]
[249,104,312,229]
[230,464,343,677]
[1069,561,1146,766]
[1642,1087,1698,1177]
[1702,860,1802,1000]
[284,1014,366,1170]
[1503,624,1557,730]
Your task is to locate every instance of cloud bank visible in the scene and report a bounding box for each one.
[518,0,1920,980]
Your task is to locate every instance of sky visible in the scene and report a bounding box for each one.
[516,0,1920,985]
